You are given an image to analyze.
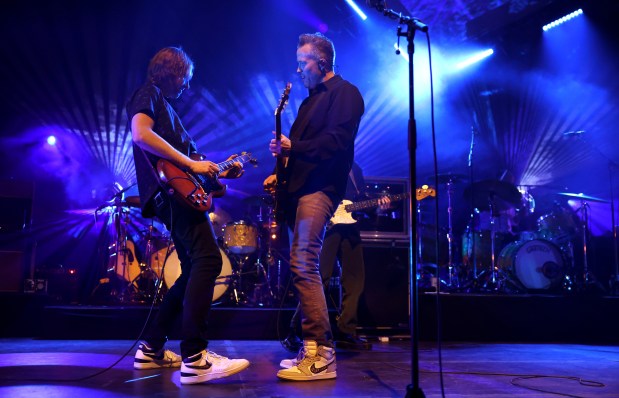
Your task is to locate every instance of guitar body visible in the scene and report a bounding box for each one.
[329,199,357,225]
[157,152,254,213]
[329,193,411,226]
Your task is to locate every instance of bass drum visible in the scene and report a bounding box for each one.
[498,239,564,290]
[159,246,233,301]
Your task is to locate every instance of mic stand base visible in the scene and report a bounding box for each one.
[406,385,426,398]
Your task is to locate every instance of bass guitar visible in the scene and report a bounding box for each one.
[273,82,292,223]
[329,186,435,226]
[157,152,256,212]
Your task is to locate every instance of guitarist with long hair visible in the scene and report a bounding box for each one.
[127,47,249,385]
[263,33,364,381]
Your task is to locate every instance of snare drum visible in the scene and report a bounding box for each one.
[222,221,259,254]
[498,239,564,290]
[158,246,233,301]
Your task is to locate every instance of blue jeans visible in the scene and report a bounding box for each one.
[287,191,337,348]
[147,191,222,359]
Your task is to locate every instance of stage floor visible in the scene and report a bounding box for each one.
[0,339,617,397]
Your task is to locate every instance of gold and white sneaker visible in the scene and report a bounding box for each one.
[277,340,336,381]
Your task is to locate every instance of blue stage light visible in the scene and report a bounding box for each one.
[543,9,583,32]
[47,135,57,146]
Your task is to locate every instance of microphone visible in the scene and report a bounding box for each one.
[563,130,585,136]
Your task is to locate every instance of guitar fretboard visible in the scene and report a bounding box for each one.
[344,193,410,212]
[217,154,251,173]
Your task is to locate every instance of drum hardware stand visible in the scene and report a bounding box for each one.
[92,194,137,303]
[575,200,602,292]
[249,256,275,307]
[445,178,459,288]
[129,224,163,303]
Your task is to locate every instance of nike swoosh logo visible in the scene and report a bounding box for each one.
[184,363,212,370]
[310,361,332,374]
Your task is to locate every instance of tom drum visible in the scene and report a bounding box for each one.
[222,221,259,254]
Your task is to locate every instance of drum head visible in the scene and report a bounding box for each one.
[512,239,564,289]
[162,247,232,301]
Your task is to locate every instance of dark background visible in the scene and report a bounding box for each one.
[0,0,617,299]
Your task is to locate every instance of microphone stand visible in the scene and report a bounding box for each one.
[368,3,428,397]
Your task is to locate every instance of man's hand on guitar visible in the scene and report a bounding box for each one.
[219,154,244,179]
[377,196,392,211]
[189,159,220,179]
[270,131,291,157]
[263,174,277,195]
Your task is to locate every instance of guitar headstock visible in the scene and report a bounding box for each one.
[240,151,259,167]
[274,82,292,116]
[416,185,436,201]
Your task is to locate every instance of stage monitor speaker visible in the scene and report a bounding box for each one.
[358,244,410,329]
[0,250,26,292]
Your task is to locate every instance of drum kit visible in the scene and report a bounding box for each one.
[417,173,608,294]
[93,193,282,306]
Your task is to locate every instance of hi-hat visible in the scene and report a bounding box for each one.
[464,179,522,210]
[558,192,608,203]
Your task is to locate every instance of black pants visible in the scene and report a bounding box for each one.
[145,191,222,359]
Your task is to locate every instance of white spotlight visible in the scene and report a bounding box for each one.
[345,0,367,21]
[543,9,583,32]
[454,49,494,70]
[47,135,57,146]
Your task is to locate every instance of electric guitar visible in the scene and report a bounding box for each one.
[156,152,256,212]
[273,82,292,223]
[329,186,436,226]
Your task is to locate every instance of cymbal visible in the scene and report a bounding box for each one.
[558,192,608,203]
[464,179,521,210]
[432,173,467,184]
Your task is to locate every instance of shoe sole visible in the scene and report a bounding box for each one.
[134,360,182,370]
[180,361,250,385]
[276,371,337,381]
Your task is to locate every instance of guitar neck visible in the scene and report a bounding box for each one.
[217,154,251,173]
[344,193,409,212]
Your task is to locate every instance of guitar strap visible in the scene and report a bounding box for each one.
[348,168,361,197]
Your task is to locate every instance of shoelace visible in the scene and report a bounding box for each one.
[206,351,228,361]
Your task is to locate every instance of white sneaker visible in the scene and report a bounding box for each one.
[134,342,182,370]
[276,340,336,381]
[180,350,250,385]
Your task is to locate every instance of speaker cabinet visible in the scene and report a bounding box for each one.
[0,250,26,292]
[358,243,410,328]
